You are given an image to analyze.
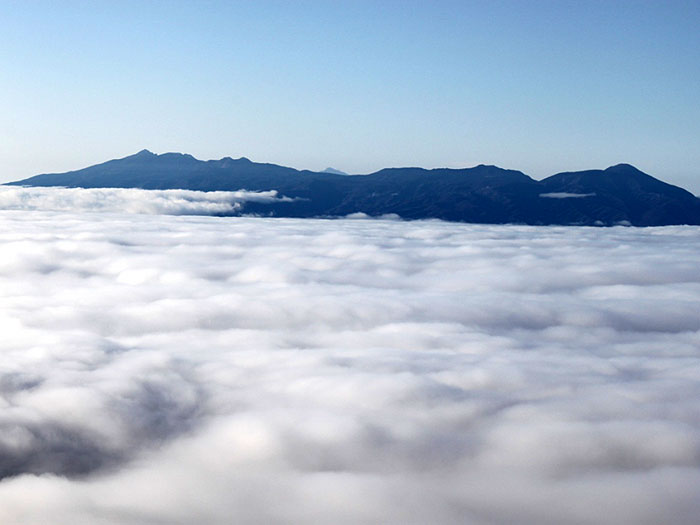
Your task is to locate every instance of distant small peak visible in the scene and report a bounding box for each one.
[323,167,348,175]
[237,156,252,163]
[135,149,155,157]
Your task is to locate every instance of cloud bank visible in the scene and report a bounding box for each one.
[1,202,699,524]
[0,186,291,215]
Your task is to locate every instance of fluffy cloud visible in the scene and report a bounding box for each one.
[0,195,699,524]
[0,186,291,215]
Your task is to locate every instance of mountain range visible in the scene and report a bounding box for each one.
[7,150,700,226]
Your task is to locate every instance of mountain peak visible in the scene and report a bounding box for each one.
[322,167,348,175]
[5,153,699,226]
[605,163,641,173]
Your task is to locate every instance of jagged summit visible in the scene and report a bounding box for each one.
[130,149,196,160]
[6,152,700,226]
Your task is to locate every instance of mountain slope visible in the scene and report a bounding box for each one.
[7,151,700,226]
[536,164,700,226]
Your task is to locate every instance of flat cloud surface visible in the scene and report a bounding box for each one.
[0,186,290,215]
[1,195,700,524]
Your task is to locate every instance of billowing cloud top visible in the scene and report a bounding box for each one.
[0,186,291,215]
[0,207,699,524]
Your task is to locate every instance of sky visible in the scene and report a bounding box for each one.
[1,0,699,192]
[1,198,700,522]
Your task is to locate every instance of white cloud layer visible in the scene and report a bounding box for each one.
[1,197,699,524]
[0,186,291,215]
[539,192,596,198]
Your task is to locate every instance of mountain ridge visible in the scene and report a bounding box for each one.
[6,151,700,226]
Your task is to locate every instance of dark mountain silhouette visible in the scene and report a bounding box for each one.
[7,151,700,226]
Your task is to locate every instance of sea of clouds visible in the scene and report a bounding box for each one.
[0,186,291,215]
[1,187,699,524]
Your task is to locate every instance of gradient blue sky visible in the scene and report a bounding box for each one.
[2,1,699,191]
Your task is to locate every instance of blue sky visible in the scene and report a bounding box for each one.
[1,1,699,191]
